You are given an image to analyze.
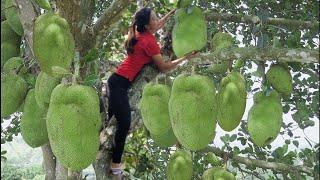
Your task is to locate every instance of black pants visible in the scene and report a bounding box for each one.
[107,73,131,163]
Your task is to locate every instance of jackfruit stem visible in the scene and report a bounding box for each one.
[72,51,80,85]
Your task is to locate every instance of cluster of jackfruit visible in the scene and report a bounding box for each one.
[33,12,75,76]
[202,167,236,180]
[169,74,217,151]
[172,5,207,57]
[217,71,247,131]
[266,63,293,96]
[140,82,178,148]
[208,32,234,74]
[247,90,283,147]
[21,89,48,148]
[46,84,101,170]
[167,150,193,180]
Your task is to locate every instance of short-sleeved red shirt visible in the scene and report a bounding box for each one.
[116,31,160,81]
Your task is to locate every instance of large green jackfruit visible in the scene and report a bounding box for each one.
[266,64,292,96]
[169,74,217,151]
[172,7,207,57]
[4,0,23,35]
[21,89,48,148]
[33,13,75,76]
[46,84,101,171]
[1,74,28,117]
[248,91,283,147]
[202,167,236,180]
[209,32,234,74]
[140,83,171,135]
[1,20,21,44]
[217,72,246,131]
[3,57,27,75]
[150,128,178,148]
[35,72,60,108]
[1,41,20,67]
[167,150,193,180]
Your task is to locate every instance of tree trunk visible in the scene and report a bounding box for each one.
[55,160,68,180]
[41,143,56,180]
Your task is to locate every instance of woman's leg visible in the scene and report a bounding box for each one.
[109,88,131,164]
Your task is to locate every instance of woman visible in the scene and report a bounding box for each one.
[107,7,197,177]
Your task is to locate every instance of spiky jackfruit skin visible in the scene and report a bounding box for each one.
[169,74,217,151]
[202,167,236,180]
[140,83,171,135]
[4,0,23,35]
[211,32,233,52]
[248,91,283,147]
[203,152,220,166]
[1,74,28,117]
[167,150,193,180]
[3,57,27,75]
[1,41,20,67]
[172,7,207,57]
[217,72,246,131]
[266,64,292,96]
[1,20,21,44]
[46,84,101,171]
[209,32,234,74]
[33,13,75,76]
[21,89,48,148]
[35,72,60,108]
[150,128,178,148]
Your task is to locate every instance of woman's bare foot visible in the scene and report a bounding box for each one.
[111,162,122,169]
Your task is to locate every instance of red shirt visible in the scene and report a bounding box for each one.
[116,32,160,81]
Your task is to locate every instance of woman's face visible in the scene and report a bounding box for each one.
[146,11,159,33]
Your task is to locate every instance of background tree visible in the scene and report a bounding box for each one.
[1,0,319,179]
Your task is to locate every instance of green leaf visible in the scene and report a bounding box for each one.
[293,140,299,147]
[84,74,100,87]
[81,48,99,63]
[230,134,237,142]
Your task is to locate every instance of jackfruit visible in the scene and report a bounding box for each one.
[266,64,292,96]
[247,91,283,147]
[1,41,20,67]
[4,0,23,35]
[46,84,101,171]
[167,150,193,180]
[3,57,27,75]
[35,0,51,10]
[33,13,75,76]
[21,89,48,148]
[217,72,246,131]
[172,7,207,57]
[208,32,234,74]
[1,74,28,117]
[202,167,236,180]
[169,74,217,151]
[35,72,60,108]
[150,128,178,148]
[203,152,220,166]
[140,83,171,135]
[1,20,21,44]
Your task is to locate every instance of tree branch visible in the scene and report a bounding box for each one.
[93,0,131,36]
[195,47,319,66]
[205,11,319,31]
[14,0,38,56]
[201,147,314,177]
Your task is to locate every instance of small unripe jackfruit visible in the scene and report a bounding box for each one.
[167,150,193,180]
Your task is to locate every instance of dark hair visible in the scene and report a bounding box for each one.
[125,8,152,54]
